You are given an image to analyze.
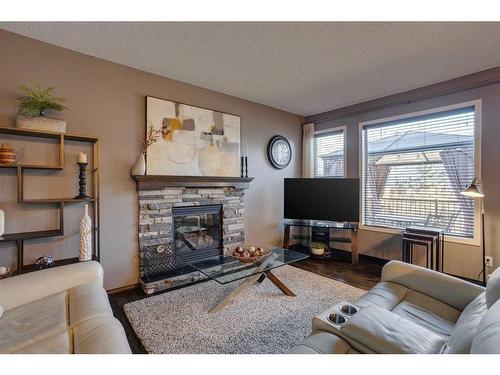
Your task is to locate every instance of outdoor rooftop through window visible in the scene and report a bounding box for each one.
[361,105,477,239]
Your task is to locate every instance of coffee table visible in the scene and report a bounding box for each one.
[187,247,308,313]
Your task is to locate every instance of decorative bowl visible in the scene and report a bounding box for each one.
[231,247,269,263]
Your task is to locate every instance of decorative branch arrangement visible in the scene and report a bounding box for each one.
[141,122,163,155]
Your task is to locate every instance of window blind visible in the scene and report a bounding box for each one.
[361,106,477,239]
[314,129,344,177]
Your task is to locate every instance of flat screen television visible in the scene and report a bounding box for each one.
[284,178,360,222]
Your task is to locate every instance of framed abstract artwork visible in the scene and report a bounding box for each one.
[145,96,241,176]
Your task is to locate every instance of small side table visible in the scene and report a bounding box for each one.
[403,227,445,272]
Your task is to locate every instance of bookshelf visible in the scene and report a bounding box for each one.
[0,126,100,274]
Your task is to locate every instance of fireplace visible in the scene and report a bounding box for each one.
[133,176,253,294]
[173,204,223,264]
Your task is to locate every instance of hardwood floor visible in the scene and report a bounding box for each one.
[292,252,384,291]
[108,254,383,354]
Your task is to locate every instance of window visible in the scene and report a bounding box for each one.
[360,102,479,240]
[314,127,345,177]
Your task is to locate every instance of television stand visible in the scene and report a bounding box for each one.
[282,219,359,265]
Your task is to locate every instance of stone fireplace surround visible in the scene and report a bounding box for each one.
[133,176,253,294]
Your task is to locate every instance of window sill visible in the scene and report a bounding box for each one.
[359,224,480,247]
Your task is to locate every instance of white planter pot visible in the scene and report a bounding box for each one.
[16,115,66,133]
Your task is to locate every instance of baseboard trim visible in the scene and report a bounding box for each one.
[107,283,140,294]
[333,248,390,266]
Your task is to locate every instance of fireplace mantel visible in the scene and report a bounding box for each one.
[132,175,254,190]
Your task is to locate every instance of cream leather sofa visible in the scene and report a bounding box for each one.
[292,261,500,354]
[0,261,131,354]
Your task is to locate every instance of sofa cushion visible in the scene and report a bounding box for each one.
[72,316,131,354]
[290,331,357,354]
[486,266,500,308]
[444,292,487,353]
[356,281,407,310]
[0,292,68,354]
[356,281,460,337]
[340,305,447,354]
[12,330,72,354]
[471,299,500,354]
[391,289,460,337]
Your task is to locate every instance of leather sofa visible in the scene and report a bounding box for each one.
[291,261,500,354]
[0,261,131,354]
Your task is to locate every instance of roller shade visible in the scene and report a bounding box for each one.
[314,129,344,177]
[361,106,477,239]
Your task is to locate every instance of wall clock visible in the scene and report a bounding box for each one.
[267,135,292,169]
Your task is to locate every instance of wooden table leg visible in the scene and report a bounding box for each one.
[209,253,280,313]
[351,228,359,265]
[283,224,291,249]
[209,273,261,313]
[266,271,296,297]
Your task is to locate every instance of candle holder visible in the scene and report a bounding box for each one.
[244,156,248,178]
[75,162,90,199]
[240,156,245,178]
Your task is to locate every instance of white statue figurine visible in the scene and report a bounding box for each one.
[79,204,92,261]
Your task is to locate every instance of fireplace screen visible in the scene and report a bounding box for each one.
[173,204,223,264]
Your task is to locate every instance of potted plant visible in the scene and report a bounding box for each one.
[310,242,328,256]
[16,83,68,133]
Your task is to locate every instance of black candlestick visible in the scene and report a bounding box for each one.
[244,156,248,178]
[75,162,90,199]
[240,156,244,178]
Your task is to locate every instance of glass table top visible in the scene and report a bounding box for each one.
[187,247,308,285]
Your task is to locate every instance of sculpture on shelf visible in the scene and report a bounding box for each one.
[35,255,55,270]
[79,204,92,261]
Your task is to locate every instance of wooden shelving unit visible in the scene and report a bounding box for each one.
[0,126,100,274]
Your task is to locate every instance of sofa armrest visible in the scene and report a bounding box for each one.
[290,331,354,354]
[382,261,484,311]
[0,261,103,310]
[340,305,446,354]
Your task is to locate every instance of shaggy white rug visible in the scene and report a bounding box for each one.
[124,265,365,354]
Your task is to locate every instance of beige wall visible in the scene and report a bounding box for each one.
[315,83,500,281]
[0,30,303,290]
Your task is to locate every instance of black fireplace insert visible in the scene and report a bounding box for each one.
[172,204,223,264]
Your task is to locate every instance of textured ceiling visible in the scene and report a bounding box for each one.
[1,22,500,116]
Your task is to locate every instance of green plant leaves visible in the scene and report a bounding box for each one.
[17,83,67,117]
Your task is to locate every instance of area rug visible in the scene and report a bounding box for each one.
[124,265,366,354]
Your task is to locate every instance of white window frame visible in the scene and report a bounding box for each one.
[314,125,347,178]
[358,99,482,246]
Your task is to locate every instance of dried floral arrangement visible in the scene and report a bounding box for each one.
[141,122,163,155]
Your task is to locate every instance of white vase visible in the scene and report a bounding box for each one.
[79,204,92,262]
[0,209,4,237]
[131,153,146,175]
